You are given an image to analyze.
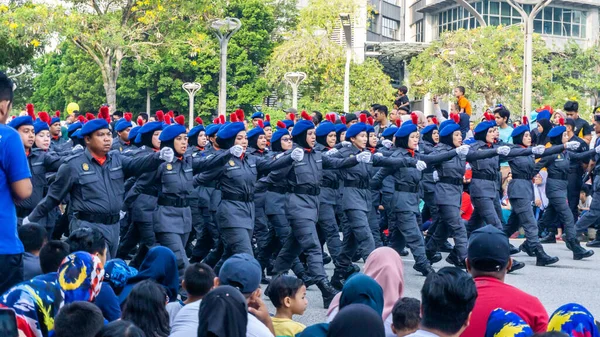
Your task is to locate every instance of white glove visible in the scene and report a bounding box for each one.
[22,216,31,225]
[229,145,244,158]
[595,146,600,154]
[496,146,511,156]
[433,170,439,182]
[381,139,393,149]
[416,160,427,171]
[291,148,304,162]
[356,151,372,163]
[159,147,175,163]
[323,148,339,157]
[455,145,470,157]
[72,144,83,152]
[566,141,581,151]
[374,152,383,157]
[532,145,545,155]
[119,211,127,220]
[341,141,351,147]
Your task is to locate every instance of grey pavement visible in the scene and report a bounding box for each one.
[262,239,600,326]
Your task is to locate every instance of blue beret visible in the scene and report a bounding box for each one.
[8,116,34,130]
[438,119,455,132]
[381,126,398,137]
[316,121,336,137]
[205,124,222,137]
[537,110,551,121]
[335,124,347,134]
[134,121,163,144]
[346,123,367,139]
[217,122,245,140]
[464,137,477,145]
[291,120,315,137]
[282,120,294,129]
[51,117,61,126]
[247,127,265,139]
[395,122,418,138]
[271,128,289,144]
[547,125,566,138]
[439,122,461,137]
[80,119,109,137]
[251,112,264,120]
[366,125,375,134]
[67,122,82,134]
[421,124,438,135]
[263,120,271,128]
[128,126,141,142]
[115,119,132,132]
[511,124,530,138]
[159,124,187,142]
[188,125,206,138]
[474,121,494,134]
[34,121,49,134]
[72,129,82,139]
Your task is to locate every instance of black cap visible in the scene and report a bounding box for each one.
[467,225,510,272]
[345,113,357,123]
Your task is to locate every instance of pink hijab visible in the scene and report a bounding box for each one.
[327,247,405,320]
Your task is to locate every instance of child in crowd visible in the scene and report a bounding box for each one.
[36,240,70,281]
[266,275,308,337]
[53,301,105,337]
[391,297,421,337]
[18,224,47,280]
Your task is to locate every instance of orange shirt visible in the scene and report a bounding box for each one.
[91,153,107,166]
[457,96,472,116]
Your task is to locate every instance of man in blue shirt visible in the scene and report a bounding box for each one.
[0,72,32,294]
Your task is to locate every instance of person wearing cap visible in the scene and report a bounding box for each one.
[251,111,264,127]
[343,113,358,128]
[194,111,302,273]
[461,225,548,337]
[564,100,592,144]
[365,120,385,251]
[501,117,567,266]
[372,117,468,276]
[419,120,440,242]
[576,114,600,248]
[25,115,176,259]
[216,253,276,337]
[111,113,133,152]
[534,109,553,146]
[263,115,273,148]
[534,122,597,259]
[562,117,590,225]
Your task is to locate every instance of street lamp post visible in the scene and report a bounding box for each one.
[506,0,552,116]
[182,82,201,129]
[340,13,352,113]
[211,17,242,117]
[284,72,307,110]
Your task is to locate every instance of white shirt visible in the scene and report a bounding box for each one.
[406,330,441,337]
[247,313,274,337]
[169,300,201,337]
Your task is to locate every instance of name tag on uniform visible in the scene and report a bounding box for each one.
[316,159,322,163]
[226,166,240,171]
[250,164,256,168]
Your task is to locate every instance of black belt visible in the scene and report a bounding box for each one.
[321,180,340,189]
[512,173,534,180]
[548,173,568,181]
[472,172,497,181]
[158,196,190,207]
[395,184,418,193]
[267,185,287,194]
[289,186,320,196]
[221,192,254,202]
[203,181,217,188]
[140,188,158,197]
[76,212,120,224]
[439,177,463,185]
[16,207,31,218]
[344,180,369,189]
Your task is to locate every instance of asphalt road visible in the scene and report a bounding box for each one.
[263,239,600,326]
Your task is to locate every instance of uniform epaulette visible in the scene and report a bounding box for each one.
[63,152,84,162]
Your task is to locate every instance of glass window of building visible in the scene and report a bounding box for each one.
[382,17,399,39]
[415,20,424,42]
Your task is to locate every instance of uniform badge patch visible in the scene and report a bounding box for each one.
[82,163,89,171]
[166,163,173,171]
[229,160,235,166]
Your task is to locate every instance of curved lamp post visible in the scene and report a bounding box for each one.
[210,17,242,117]
[182,82,201,129]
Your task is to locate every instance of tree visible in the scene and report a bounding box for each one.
[407,25,551,113]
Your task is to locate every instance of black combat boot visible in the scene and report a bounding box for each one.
[507,259,525,273]
[317,279,340,308]
[519,240,536,257]
[413,263,435,276]
[568,239,595,260]
[534,245,559,266]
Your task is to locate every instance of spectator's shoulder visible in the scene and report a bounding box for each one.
[0,124,21,145]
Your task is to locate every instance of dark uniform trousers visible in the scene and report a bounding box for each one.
[538,198,577,241]
[391,211,427,265]
[467,197,503,234]
[505,197,541,246]
[191,206,218,260]
[367,204,383,248]
[254,190,273,270]
[267,213,306,276]
[576,188,600,233]
[316,203,342,263]
[72,219,120,259]
[0,254,23,295]
[337,209,375,271]
[426,205,468,261]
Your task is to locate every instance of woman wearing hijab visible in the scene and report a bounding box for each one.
[366,119,385,249]
[197,286,248,337]
[485,308,534,337]
[535,110,553,146]
[548,303,600,337]
[328,304,386,337]
[420,120,440,241]
[118,246,179,304]
[0,252,104,337]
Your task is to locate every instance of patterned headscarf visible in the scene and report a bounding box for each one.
[548,303,600,337]
[58,251,105,303]
[485,308,533,337]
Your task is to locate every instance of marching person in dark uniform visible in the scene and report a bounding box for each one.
[535,121,596,260]
[49,110,67,152]
[365,118,384,249]
[111,112,134,152]
[419,119,440,241]
[263,115,273,148]
[379,122,402,250]
[576,115,600,245]
[372,117,469,276]
[23,117,175,259]
[251,111,264,127]
[564,118,589,225]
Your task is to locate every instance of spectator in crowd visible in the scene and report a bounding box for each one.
[394,86,410,112]
[96,320,146,337]
[197,285,248,337]
[454,86,472,116]
[462,225,548,337]
[36,240,70,281]
[564,101,592,144]
[391,298,421,337]
[374,105,390,138]
[121,279,170,337]
[0,252,104,337]
[216,253,275,337]
[266,275,308,337]
[18,223,47,280]
[484,308,533,337]
[68,227,120,321]
[169,262,216,337]
[103,258,138,296]
[407,267,476,337]
[547,303,600,337]
[118,246,179,307]
[0,72,32,294]
[312,111,323,125]
[328,304,385,337]
[53,301,105,337]
[552,110,566,126]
